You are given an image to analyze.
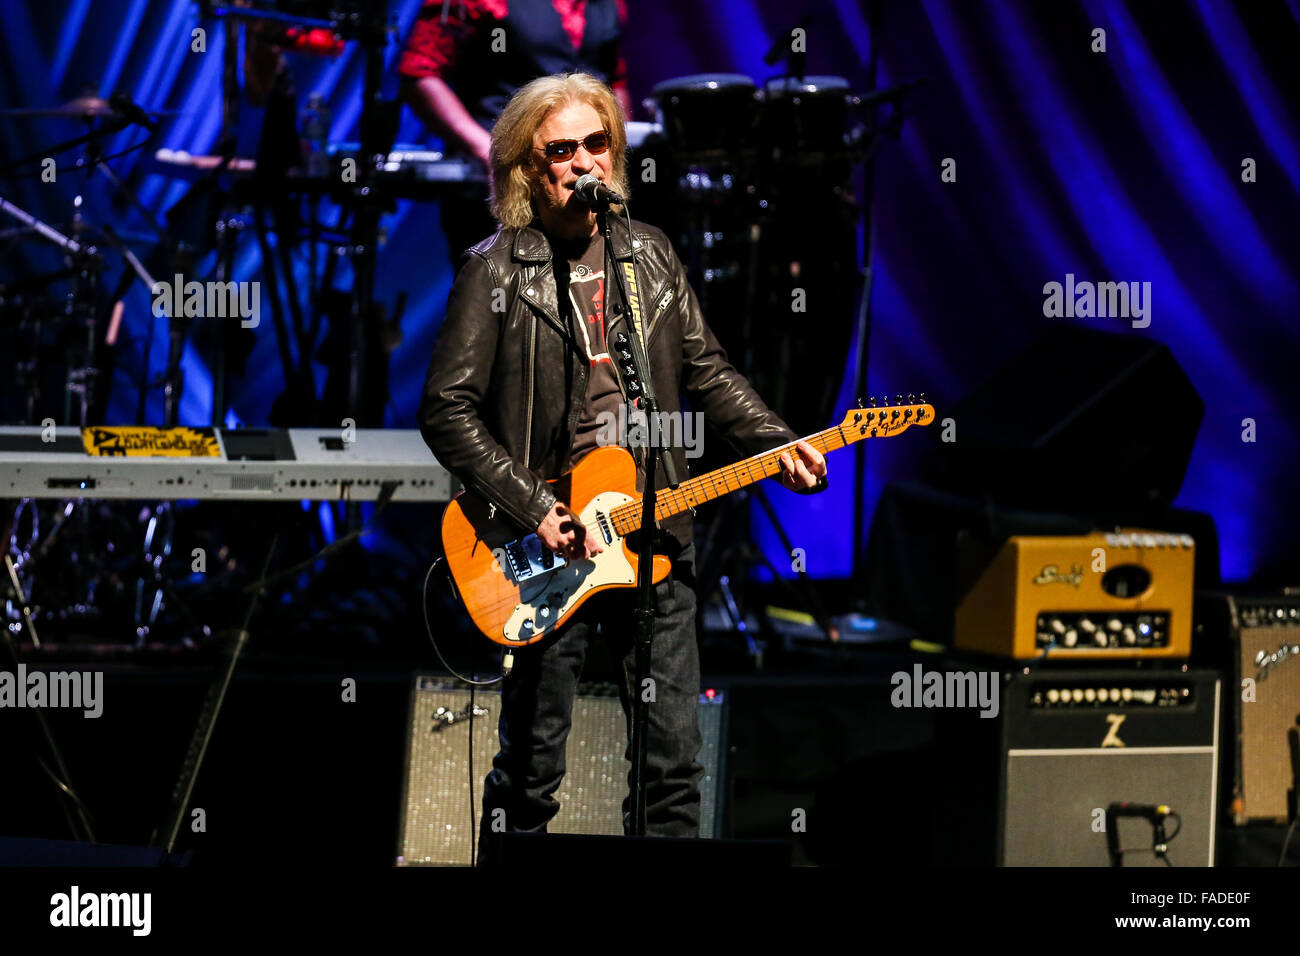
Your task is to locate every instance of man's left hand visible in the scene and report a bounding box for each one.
[777,440,828,494]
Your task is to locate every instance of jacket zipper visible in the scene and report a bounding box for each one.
[524,292,536,467]
[646,281,675,347]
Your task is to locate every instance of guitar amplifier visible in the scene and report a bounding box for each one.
[955,529,1194,659]
[1198,593,1300,823]
[396,677,728,865]
[941,668,1222,866]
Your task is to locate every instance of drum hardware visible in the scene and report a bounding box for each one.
[180,2,402,468]
[0,197,106,429]
[0,91,171,179]
[133,501,174,647]
[0,94,182,121]
[641,53,928,652]
[1,83,172,430]
[1,553,98,844]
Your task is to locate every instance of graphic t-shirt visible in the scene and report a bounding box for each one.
[560,234,624,467]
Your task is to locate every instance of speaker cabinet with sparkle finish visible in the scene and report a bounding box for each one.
[397,677,728,865]
[944,668,1221,866]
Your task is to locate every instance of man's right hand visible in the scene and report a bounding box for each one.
[537,501,603,560]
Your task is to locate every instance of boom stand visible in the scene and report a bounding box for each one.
[598,207,679,837]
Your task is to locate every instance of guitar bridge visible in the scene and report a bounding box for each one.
[503,534,562,582]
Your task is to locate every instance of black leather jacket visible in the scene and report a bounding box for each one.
[418,215,799,549]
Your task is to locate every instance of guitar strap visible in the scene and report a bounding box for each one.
[612,258,649,477]
[619,259,644,343]
[618,254,677,581]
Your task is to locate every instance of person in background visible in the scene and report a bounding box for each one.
[397,0,633,261]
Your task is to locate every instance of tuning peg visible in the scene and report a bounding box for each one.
[857,398,864,408]
[868,395,877,407]
[895,394,903,405]
[918,391,927,402]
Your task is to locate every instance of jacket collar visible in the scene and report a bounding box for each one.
[512,213,641,263]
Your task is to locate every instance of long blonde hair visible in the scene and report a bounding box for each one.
[489,73,630,229]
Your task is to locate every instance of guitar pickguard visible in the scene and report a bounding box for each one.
[502,491,635,642]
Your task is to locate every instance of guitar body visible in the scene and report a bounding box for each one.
[439,400,935,648]
[440,445,671,646]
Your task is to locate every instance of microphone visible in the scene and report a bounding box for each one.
[573,174,624,206]
[1107,802,1174,822]
[109,92,158,133]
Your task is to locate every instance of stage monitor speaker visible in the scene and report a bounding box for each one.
[396,677,728,865]
[1198,593,1300,823]
[943,668,1221,866]
[942,326,1203,513]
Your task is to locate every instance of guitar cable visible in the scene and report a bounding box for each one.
[421,558,501,867]
[421,557,505,686]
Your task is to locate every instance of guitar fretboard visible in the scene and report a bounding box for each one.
[607,403,932,535]
[606,425,847,537]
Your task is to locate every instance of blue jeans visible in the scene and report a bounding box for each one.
[477,544,701,864]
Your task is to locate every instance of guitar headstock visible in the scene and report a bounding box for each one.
[838,394,936,440]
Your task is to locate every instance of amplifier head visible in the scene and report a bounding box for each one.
[955,529,1194,660]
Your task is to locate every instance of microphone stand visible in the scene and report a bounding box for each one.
[597,205,679,837]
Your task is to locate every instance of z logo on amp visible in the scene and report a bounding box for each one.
[1101,713,1127,748]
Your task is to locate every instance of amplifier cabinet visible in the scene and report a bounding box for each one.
[951,668,1222,866]
[397,677,727,865]
[1201,595,1300,823]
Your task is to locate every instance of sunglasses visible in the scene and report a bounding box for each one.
[533,130,611,164]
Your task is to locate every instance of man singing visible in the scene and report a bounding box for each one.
[418,72,826,864]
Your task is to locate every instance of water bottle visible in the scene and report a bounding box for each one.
[300,92,330,178]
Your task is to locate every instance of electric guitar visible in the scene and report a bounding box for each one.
[441,399,934,646]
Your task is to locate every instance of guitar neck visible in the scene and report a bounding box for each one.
[607,398,934,536]
[606,427,842,537]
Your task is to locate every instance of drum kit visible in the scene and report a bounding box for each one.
[0,93,187,649]
[1,0,919,647]
[0,2,426,650]
[634,69,914,646]
[637,71,883,440]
